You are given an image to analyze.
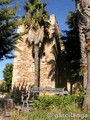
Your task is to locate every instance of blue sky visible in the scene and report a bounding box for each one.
[0,0,75,80]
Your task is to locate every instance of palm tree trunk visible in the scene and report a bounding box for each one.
[76,0,90,110]
[79,25,87,88]
[83,48,90,111]
[76,0,88,89]
[34,44,40,87]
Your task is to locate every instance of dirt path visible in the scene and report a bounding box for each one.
[0,115,10,120]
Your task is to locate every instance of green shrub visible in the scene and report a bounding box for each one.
[11,95,90,120]
[32,95,78,110]
[75,87,86,108]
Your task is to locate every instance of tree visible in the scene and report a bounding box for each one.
[2,63,13,92]
[76,0,90,111]
[0,0,19,60]
[74,0,88,89]
[62,11,82,93]
[22,0,49,87]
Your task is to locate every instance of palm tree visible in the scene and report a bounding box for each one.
[76,0,90,111]
[23,0,49,87]
[74,0,88,89]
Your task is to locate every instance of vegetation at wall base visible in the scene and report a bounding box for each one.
[10,95,90,120]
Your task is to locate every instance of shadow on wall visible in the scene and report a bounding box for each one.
[48,43,68,89]
[12,82,33,104]
[25,26,68,89]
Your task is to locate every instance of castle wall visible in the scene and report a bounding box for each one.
[12,33,55,90]
[12,15,65,92]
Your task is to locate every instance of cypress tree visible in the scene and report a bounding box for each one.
[2,63,13,92]
[62,11,82,93]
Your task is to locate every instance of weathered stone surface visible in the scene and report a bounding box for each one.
[12,15,65,92]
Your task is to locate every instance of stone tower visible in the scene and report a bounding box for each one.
[12,15,65,91]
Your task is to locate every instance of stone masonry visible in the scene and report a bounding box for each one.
[12,15,65,91]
